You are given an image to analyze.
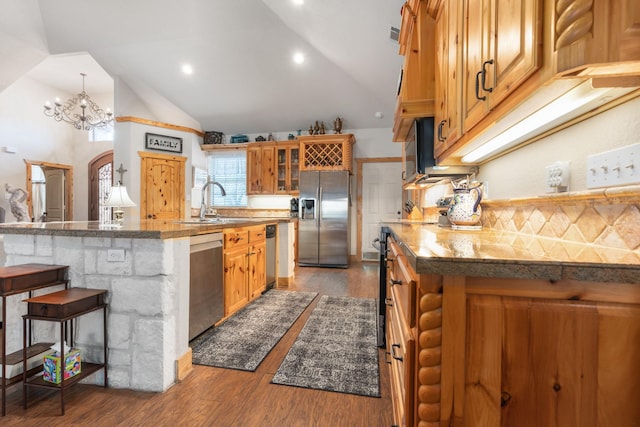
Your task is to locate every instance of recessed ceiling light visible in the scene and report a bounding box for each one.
[181,64,193,75]
[293,52,305,64]
[292,0,304,5]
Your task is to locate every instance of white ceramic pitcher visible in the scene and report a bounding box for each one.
[447,185,483,226]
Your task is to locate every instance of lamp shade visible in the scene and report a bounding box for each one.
[104,184,136,207]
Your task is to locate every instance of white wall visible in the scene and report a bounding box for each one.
[0,76,113,222]
[478,96,640,199]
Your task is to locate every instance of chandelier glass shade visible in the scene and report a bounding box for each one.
[43,73,114,131]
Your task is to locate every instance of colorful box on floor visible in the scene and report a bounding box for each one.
[43,348,81,384]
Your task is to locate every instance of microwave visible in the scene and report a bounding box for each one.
[403,117,477,185]
[403,117,436,184]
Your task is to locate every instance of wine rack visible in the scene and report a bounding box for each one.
[298,134,355,173]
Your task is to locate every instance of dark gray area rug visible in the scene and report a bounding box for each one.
[271,295,380,397]
[191,290,317,371]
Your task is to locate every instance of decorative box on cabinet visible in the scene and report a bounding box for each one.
[297,134,355,173]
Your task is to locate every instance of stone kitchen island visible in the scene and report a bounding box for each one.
[380,222,640,427]
[0,218,287,393]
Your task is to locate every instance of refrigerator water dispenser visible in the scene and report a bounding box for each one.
[300,199,315,220]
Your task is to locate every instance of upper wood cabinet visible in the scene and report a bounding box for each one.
[247,143,276,195]
[275,142,300,195]
[434,0,462,157]
[420,0,640,163]
[297,134,355,173]
[555,0,640,77]
[461,0,542,133]
[393,1,437,142]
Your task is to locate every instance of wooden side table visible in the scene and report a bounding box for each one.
[0,263,68,416]
[22,288,108,416]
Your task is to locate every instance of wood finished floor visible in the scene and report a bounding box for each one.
[3,261,392,426]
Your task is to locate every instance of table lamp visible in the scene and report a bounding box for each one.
[104,182,136,225]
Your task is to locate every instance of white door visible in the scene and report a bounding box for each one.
[44,169,65,221]
[362,161,403,260]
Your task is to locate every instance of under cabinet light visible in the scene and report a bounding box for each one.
[461,80,632,163]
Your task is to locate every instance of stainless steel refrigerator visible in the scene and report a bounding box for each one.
[298,170,350,268]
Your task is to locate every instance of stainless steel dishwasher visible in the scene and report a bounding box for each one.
[189,232,223,340]
[266,224,276,289]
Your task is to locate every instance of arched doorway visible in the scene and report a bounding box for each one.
[88,150,114,221]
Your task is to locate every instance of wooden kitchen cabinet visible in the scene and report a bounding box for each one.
[461,0,542,133]
[434,0,462,157]
[385,231,640,426]
[247,226,267,300]
[297,134,355,173]
[462,295,640,426]
[424,0,640,163]
[275,142,300,195]
[385,236,417,427]
[393,1,437,142]
[247,143,276,194]
[223,225,266,317]
[555,0,640,77]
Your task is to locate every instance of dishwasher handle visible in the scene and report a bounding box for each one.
[190,233,223,252]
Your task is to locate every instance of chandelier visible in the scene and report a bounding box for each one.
[43,73,114,131]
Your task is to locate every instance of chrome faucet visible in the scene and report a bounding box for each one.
[200,180,226,221]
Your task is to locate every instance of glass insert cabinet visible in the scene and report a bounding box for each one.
[276,142,300,195]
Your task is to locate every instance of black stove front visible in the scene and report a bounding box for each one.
[377,227,391,348]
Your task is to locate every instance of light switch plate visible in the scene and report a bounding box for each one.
[587,143,640,189]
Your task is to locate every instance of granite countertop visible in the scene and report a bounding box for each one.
[382,222,640,284]
[0,217,292,239]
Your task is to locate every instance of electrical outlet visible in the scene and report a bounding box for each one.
[545,161,570,193]
[107,249,125,262]
[587,143,640,189]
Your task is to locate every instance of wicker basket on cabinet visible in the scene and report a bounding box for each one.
[298,134,355,173]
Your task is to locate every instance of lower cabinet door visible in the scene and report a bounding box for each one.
[387,293,415,427]
[223,246,249,316]
[248,241,266,300]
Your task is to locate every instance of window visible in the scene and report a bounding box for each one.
[89,123,114,142]
[207,150,247,207]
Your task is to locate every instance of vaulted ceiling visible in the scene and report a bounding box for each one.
[2,0,405,135]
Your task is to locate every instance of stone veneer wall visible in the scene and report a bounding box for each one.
[481,185,640,260]
[1,233,189,393]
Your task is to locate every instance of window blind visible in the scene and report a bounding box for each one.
[207,150,247,207]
